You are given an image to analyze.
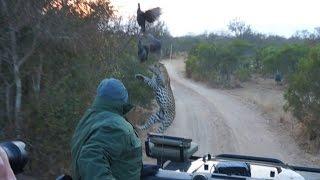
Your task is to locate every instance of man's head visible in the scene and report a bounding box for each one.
[96,78,128,104]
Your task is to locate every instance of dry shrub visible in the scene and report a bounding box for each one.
[293,121,320,154]
[262,103,275,114]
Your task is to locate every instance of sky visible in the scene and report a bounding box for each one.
[111,0,320,37]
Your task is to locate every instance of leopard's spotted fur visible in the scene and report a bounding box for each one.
[135,62,175,133]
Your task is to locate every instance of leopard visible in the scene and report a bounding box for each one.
[135,62,175,133]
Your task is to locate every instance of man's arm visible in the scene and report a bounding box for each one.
[77,126,128,180]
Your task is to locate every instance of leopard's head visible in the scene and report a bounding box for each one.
[148,62,170,87]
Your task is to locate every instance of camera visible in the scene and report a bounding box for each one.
[0,141,28,174]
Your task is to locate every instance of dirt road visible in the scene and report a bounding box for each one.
[162,59,315,167]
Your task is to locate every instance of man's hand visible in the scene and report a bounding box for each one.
[0,147,16,180]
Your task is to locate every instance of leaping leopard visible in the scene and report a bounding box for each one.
[135,62,175,133]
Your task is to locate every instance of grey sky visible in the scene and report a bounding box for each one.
[112,0,320,37]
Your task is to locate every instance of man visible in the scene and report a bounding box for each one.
[71,78,142,180]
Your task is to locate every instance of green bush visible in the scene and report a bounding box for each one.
[284,45,320,142]
[186,40,255,86]
[235,68,251,82]
[261,44,309,77]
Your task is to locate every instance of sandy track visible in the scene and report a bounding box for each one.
[162,59,313,167]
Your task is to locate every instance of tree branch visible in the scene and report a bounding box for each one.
[0,71,11,86]
[13,0,23,15]
[0,0,9,15]
[0,51,12,65]
[2,0,40,68]
[18,34,38,67]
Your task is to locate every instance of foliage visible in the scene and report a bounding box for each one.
[183,23,320,150]
[0,0,168,178]
[186,40,254,87]
[260,44,310,77]
[284,46,320,142]
[228,18,252,39]
[235,68,251,82]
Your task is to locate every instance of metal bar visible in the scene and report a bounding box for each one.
[179,145,184,162]
[290,165,320,173]
[215,154,285,165]
[145,140,151,157]
[148,133,192,143]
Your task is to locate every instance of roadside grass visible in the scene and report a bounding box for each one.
[226,76,320,155]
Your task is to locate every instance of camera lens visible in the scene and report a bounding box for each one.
[0,141,28,174]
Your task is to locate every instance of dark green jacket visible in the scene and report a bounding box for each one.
[71,96,142,180]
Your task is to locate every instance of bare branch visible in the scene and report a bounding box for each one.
[0,70,12,86]
[18,32,38,68]
[0,0,9,15]
[13,0,23,14]
[2,0,41,68]
[0,57,9,85]
[0,36,7,42]
[1,58,12,65]
[2,47,11,53]
[0,50,12,65]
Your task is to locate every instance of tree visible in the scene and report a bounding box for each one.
[228,18,252,38]
[0,0,46,137]
[0,0,170,177]
[261,44,309,77]
[294,29,311,39]
[315,27,320,38]
[186,41,245,86]
[284,45,320,142]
